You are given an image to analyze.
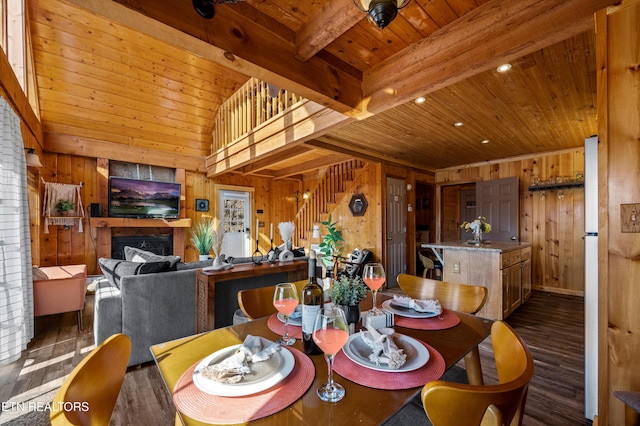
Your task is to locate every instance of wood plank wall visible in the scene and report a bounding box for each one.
[597,3,640,424]
[436,149,586,295]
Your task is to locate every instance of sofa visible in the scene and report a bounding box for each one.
[95,247,212,366]
[94,246,308,366]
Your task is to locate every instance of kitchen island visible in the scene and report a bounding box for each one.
[421,241,532,320]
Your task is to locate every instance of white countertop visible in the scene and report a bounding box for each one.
[421,240,531,253]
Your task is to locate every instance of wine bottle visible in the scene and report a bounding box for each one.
[302,250,323,355]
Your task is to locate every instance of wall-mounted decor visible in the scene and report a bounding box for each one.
[349,193,368,216]
[196,199,209,212]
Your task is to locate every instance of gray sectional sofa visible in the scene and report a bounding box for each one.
[94,246,307,366]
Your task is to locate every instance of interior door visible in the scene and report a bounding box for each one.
[475,176,519,242]
[218,190,251,258]
[386,177,406,288]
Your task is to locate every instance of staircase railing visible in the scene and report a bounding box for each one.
[213,78,304,151]
[295,160,365,243]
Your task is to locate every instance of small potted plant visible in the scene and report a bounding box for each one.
[328,275,368,327]
[190,219,214,260]
[55,198,75,216]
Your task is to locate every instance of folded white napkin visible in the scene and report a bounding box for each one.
[392,295,442,314]
[288,305,302,320]
[359,327,407,369]
[200,335,280,384]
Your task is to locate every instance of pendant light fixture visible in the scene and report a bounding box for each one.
[353,0,411,29]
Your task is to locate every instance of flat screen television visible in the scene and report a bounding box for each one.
[108,177,181,218]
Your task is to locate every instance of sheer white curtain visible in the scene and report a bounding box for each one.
[0,97,34,365]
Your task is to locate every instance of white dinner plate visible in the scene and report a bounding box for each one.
[342,332,430,372]
[381,299,441,319]
[192,343,295,397]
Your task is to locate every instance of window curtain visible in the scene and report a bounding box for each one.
[0,96,34,365]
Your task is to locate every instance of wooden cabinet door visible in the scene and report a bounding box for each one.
[521,258,532,302]
[508,263,522,314]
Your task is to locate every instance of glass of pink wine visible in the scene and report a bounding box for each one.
[273,282,299,346]
[313,306,349,402]
[363,263,386,316]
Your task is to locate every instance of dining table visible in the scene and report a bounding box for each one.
[150,293,493,425]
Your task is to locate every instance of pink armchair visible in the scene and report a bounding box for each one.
[33,265,87,330]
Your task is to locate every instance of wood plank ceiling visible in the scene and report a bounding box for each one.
[28,0,613,176]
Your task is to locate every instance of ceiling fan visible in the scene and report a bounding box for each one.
[193,0,245,19]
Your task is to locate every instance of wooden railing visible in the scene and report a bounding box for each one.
[213,78,304,151]
[295,160,365,243]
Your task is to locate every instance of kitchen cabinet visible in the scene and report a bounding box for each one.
[421,241,532,320]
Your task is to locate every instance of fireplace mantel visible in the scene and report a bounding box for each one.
[91,217,191,260]
[90,218,191,228]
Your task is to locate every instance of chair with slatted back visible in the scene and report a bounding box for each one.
[50,333,131,426]
[237,281,307,320]
[397,273,488,315]
[421,321,534,426]
[397,273,489,384]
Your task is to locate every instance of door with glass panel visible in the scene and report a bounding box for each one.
[218,190,251,258]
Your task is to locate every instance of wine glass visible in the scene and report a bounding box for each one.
[312,306,349,402]
[273,283,299,346]
[363,263,386,316]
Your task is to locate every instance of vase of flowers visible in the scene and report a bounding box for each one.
[211,218,225,267]
[461,216,492,246]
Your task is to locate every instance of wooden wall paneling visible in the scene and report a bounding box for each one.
[436,149,586,295]
[600,3,640,424]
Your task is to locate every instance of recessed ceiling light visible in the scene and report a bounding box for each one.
[497,63,512,73]
[481,139,490,144]
[415,97,426,104]
[454,122,463,127]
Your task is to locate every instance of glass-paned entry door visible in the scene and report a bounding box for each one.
[219,190,251,258]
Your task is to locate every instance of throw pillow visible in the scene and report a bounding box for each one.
[98,258,171,289]
[123,246,181,271]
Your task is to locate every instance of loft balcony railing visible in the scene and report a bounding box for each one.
[213,78,305,151]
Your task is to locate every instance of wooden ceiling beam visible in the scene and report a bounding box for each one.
[237,146,313,175]
[361,0,618,116]
[293,0,364,62]
[308,137,433,172]
[81,0,364,115]
[273,153,351,179]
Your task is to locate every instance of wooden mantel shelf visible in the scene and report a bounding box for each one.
[90,217,191,228]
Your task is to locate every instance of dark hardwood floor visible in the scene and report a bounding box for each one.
[0,290,586,425]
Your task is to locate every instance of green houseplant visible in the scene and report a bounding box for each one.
[319,214,344,274]
[55,198,75,216]
[328,275,367,307]
[328,275,367,327]
[190,219,214,260]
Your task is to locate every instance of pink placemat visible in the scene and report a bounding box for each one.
[333,339,445,390]
[173,347,314,424]
[267,313,303,339]
[393,308,460,330]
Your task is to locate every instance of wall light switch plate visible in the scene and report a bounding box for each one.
[621,203,640,233]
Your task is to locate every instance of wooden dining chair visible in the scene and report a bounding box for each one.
[397,273,489,385]
[50,333,131,426]
[421,321,535,426]
[237,281,307,320]
[396,273,488,315]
